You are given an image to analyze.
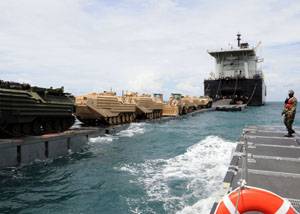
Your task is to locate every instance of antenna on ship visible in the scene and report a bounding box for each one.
[237,33,241,47]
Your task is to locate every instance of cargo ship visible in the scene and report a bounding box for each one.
[204,34,266,106]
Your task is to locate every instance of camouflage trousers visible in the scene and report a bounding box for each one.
[284,116,295,134]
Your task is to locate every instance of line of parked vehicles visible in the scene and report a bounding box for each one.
[0,80,212,137]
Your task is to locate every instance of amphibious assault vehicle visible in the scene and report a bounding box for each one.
[0,80,75,137]
[75,91,136,125]
[162,93,191,117]
[123,92,163,119]
[197,96,213,108]
[162,94,213,117]
[181,96,199,112]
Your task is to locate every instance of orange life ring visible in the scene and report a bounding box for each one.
[214,186,297,214]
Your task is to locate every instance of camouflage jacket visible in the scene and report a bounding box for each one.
[282,96,297,118]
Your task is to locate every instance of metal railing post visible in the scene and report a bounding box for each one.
[241,131,248,184]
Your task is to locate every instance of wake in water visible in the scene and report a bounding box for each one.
[120,136,236,214]
[89,123,146,145]
[117,123,146,137]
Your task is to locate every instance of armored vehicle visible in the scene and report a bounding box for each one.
[162,93,193,117]
[123,92,163,119]
[153,93,164,103]
[0,80,75,137]
[181,96,198,112]
[192,96,213,110]
[190,96,203,109]
[75,91,136,125]
[197,96,213,108]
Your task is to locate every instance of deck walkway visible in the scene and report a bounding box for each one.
[210,125,300,213]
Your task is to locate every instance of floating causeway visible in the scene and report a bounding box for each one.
[210,125,300,213]
[215,104,246,111]
[0,108,214,169]
[0,126,127,169]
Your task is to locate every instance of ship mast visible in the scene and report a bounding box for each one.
[237,33,241,47]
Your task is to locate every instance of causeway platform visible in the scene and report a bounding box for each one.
[0,125,128,169]
[212,98,246,111]
[0,108,214,169]
[215,104,246,111]
[210,125,300,213]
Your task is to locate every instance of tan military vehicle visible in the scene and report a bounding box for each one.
[75,91,136,125]
[162,94,213,117]
[162,93,194,117]
[190,96,202,109]
[190,96,213,109]
[181,95,198,112]
[122,92,163,119]
[153,93,164,103]
[198,96,213,108]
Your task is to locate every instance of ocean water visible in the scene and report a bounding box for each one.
[0,102,299,214]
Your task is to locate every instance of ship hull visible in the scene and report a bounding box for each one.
[204,78,266,106]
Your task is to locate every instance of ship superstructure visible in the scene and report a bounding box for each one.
[204,34,266,106]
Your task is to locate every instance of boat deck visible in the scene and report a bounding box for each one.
[210,125,300,213]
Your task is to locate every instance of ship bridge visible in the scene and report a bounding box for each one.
[208,47,255,58]
[208,34,263,79]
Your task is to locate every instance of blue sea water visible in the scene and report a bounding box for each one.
[0,102,299,214]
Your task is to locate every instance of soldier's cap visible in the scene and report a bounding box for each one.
[289,90,294,95]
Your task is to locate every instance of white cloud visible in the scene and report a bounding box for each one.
[0,0,299,100]
[128,68,163,93]
[176,79,203,96]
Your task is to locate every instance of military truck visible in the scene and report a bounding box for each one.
[0,80,75,137]
[75,91,136,125]
[122,92,163,119]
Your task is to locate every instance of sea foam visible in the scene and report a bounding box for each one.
[121,136,236,213]
[117,123,146,137]
[89,123,146,145]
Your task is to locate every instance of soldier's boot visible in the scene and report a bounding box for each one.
[285,120,294,137]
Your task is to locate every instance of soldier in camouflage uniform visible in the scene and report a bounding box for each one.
[282,90,297,137]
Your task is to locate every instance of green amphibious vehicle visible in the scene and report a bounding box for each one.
[0,80,75,137]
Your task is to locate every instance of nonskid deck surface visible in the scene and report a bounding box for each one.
[210,125,300,213]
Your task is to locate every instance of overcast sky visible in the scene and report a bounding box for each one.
[0,0,299,101]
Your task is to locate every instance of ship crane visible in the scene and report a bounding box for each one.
[254,41,262,51]
[254,41,264,63]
